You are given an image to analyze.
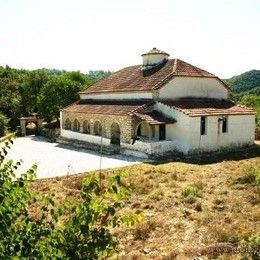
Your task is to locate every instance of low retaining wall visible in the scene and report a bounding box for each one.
[61,129,111,146]
[60,130,178,158]
[121,140,176,155]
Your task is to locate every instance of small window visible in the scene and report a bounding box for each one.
[200,116,206,135]
[222,117,228,133]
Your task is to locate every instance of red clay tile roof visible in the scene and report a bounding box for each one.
[134,111,176,125]
[61,100,153,116]
[161,99,255,117]
[80,59,225,94]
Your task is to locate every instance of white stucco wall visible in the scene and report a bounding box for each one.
[155,102,191,154]
[159,77,229,100]
[121,140,177,156]
[155,102,255,154]
[189,114,255,153]
[80,92,153,100]
[61,129,111,146]
[142,53,168,66]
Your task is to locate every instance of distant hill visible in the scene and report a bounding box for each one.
[226,69,260,93]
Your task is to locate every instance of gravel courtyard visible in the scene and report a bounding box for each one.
[5,136,143,179]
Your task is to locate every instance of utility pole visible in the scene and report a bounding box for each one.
[99,126,103,189]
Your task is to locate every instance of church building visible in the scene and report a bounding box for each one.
[60,48,255,157]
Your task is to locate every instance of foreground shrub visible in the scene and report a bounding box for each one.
[240,233,260,259]
[0,139,140,259]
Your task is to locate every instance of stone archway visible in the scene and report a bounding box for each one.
[20,116,43,136]
[110,122,121,145]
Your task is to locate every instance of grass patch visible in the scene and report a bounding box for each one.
[148,188,165,201]
[237,166,260,185]
[132,219,159,240]
[181,186,201,204]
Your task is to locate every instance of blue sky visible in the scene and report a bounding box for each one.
[0,0,259,78]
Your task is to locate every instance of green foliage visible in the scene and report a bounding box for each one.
[37,75,82,120]
[239,94,260,127]
[0,140,140,259]
[88,70,111,82]
[20,69,50,115]
[181,186,201,203]
[0,113,9,137]
[239,233,260,259]
[238,166,260,185]
[0,76,22,128]
[0,65,105,128]
[226,69,260,93]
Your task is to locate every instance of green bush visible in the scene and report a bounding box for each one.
[0,139,140,259]
[240,233,260,259]
[238,166,260,185]
[181,186,201,204]
[0,112,9,137]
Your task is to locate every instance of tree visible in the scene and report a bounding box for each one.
[20,69,50,115]
[0,113,9,137]
[88,70,111,82]
[0,139,140,259]
[240,94,260,126]
[37,76,82,121]
[0,78,22,129]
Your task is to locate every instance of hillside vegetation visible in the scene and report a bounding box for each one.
[226,70,260,93]
[32,148,260,259]
[226,70,260,127]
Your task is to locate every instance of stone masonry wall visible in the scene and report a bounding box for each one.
[61,111,133,143]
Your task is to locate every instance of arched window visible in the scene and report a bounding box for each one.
[73,119,80,132]
[94,121,102,136]
[83,120,90,134]
[64,118,71,130]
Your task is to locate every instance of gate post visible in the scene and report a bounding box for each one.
[20,118,26,136]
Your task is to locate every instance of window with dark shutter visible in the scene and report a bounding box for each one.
[200,116,206,135]
[222,116,228,133]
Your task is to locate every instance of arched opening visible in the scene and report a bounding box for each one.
[65,118,71,130]
[136,122,149,138]
[83,120,90,134]
[25,122,37,135]
[110,122,120,145]
[94,121,102,136]
[73,119,80,132]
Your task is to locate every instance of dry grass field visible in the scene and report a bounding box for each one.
[31,146,260,259]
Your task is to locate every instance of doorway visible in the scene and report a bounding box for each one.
[111,122,121,145]
[159,124,166,140]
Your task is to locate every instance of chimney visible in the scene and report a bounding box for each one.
[141,47,169,69]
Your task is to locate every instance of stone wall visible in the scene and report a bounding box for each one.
[61,111,133,143]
